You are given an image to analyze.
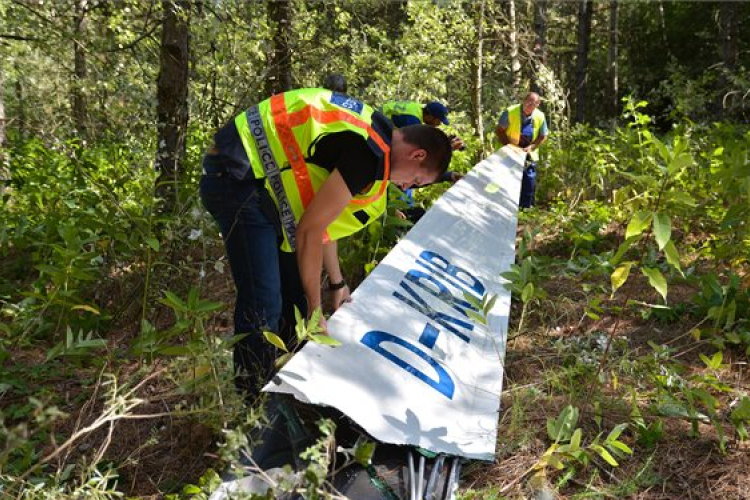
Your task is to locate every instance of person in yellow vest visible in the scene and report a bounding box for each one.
[200,88,452,397]
[495,92,549,208]
[381,99,453,128]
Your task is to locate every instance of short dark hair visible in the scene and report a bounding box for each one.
[323,73,347,93]
[399,124,452,176]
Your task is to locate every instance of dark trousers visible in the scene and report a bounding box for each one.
[520,161,537,209]
[199,154,306,398]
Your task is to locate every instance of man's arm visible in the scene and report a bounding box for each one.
[495,125,511,146]
[296,170,352,322]
[524,134,547,153]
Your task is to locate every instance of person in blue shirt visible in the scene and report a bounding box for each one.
[495,92,549,208]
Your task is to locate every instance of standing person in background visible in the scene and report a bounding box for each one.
[495,92,548,209]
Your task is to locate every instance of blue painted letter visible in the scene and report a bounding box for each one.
[361,328,455,399]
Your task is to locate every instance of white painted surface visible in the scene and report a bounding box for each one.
[265,146,525,460]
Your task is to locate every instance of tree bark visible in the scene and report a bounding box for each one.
[607,0,619,118]
[530,0,548,95]
[155,0,190,213]
[657,0,671,59]
[470,0,485,159]
[14,61,25,140]
[72,0,89,139]
[0,65,5,148]
[265,0,293,96]
[508,0,521,93]
[574,0,593,124]
[718,1,738,115]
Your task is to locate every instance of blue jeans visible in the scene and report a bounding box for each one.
[199,154,305,397]
[520,161,537,209]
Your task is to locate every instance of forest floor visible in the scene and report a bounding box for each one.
[5,223,750,500]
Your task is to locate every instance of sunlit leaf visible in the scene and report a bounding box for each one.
[521,283,534,303]
[608,440,633,455]
[651,135,670,164]
[593,444,619,467]
[354,440,377,466]
[309,334,342,347]
[625,212,652,239]
[699,351,723,370]
[652,213,671,250]
[72,304,100,315]
[667,153,693,176]
[663,241,682,274]
[145,237,160,252]
[611,262,634,294]
[606,423,628,443]
[570,428,582,451]
[642,267,668,302]
[263,331,288,352]
[612,236,637,266]
[466,310,487,325]
[484,294,498,314]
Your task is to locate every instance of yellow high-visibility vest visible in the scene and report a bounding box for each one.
[380,100,423,127]
[506,103,545,161]
[235,88,390,252]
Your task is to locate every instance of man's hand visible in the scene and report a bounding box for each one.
[331,284,351,311]
[316,314,328,335]
[449,135,466,151]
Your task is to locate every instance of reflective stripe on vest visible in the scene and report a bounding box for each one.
[281,103,391,205]
[245,105,299,249]
[236,89,391,252]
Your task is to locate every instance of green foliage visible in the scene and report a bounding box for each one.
[264,307,342,371]
[501,229,549,333]
[45,327,107,364]
[1,0,749,496]
[1,138,159,341]
[532,405,632,486]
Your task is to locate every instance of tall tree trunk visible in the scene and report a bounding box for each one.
[155,0,190,213]
[470,0,485,160]
[266,0,293,96]
[530,0,548,95]
[0,65,5,148]
[72,0,89,139]
[0,65,7,189]
[210,40,220,129]
[607,0,619,118]
[718,1,738,115]
[14,62,25,140]
[508,0,521,93]
[657,0,671,59]
[574,0,593,124]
